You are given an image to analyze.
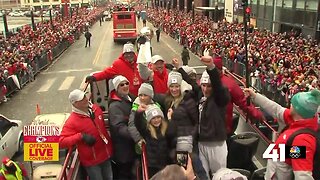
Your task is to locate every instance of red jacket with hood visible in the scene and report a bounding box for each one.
[59,104,113,167]
[93,53,142,96]
[221,74,263,134]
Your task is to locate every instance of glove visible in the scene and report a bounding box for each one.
[85,76,96,83]
[82,133,96,146]
[135,139,145,155]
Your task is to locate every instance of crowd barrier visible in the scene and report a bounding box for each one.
[3,38,72,97]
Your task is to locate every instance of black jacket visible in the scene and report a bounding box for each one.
[134,111,174,169]
[198,67,230,141]
[171,90,199,138]
[178,67,230,142]
[108,93,136,163]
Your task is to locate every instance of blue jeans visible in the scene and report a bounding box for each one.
[85,159,113,180]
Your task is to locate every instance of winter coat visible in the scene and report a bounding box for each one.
[93,54,142,96]
[128,97,162,143]
[84,31,92,39]
[171,90,199,138]
[181,48,190,62]
[138,63,168,94]
[198,67,230,142]
[134,111,174,169]
[108,92,136,163]
[221,74,263,135]
[59,104,113,167]
[177,66,230,141]
[252,93,318,180]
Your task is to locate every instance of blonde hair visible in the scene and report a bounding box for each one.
[164,91,183,109]
[147,118,168,139]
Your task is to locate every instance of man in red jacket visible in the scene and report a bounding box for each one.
[138,55,168,94]
[59,89,113,180]
[213,56,264,136]
[85,43,143,96]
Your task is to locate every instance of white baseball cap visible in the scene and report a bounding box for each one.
[69,89,86,104]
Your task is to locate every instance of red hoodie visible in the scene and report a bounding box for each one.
[221,74,263,134]
[93,53,142,96]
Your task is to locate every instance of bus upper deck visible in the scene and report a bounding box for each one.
[57,66,282,180]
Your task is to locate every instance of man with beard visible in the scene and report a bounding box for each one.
[0,157,28,180]
[85,43,143,96]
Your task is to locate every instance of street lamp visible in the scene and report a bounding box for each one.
[192,1,194,22]
[40,0,43,22]
[2,13,9,39]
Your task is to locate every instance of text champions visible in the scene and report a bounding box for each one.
[23,125,60,136]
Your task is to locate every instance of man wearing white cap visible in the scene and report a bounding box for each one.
[197,56,230,179]
[86,42,142,96]
[60,89,113,180]
[138,54,169,94]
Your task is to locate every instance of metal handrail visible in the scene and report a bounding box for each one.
[67,150,80,180]
[224,69,278,143]
[58,148,73,180]
[141,142,149,180]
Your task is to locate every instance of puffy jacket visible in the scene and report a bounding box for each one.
[253,93,318,180]
[93,53,142,96]
[108,92,136,163]
[221,74,263,134]
[59,104,113,167]
[134,111,174,169]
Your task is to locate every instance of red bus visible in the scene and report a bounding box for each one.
[113,11,137,42]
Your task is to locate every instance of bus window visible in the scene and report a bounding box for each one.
[117,14,131,19]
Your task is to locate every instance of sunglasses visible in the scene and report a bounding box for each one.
[119,82,129,87]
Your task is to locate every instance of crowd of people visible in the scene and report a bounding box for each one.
[59,33,320,180]
[0,6,106,103]
[147,7,319,107]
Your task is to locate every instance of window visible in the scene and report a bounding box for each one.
[126,24,134,28]
[283,0,292,8]
[276,0,283,7]
[0,124,11,136]
[296,0,305,9]
[116,24,125,29]
[251,0,257,5]
[259,0,265,5]
[306,0,318,11]
[117,14,131,19]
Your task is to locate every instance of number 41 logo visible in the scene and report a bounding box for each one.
[263,144,286,162]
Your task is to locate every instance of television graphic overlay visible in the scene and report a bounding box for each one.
[263,144,306,162]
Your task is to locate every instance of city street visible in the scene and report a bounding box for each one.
[0,18,202,175]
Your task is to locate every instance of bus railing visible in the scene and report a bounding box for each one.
[224,68,278,143]
[141,142,149,180]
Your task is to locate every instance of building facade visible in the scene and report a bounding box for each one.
[153,0,320,40]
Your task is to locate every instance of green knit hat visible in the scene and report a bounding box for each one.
[291,89,320,119]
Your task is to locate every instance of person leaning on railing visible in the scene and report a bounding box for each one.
[213,56,264,137]
[244,88,320,180]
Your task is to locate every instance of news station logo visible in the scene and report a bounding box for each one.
[286,146,306,159]
[263,144,306,162]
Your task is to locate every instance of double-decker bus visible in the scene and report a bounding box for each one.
[113,10,137,42]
